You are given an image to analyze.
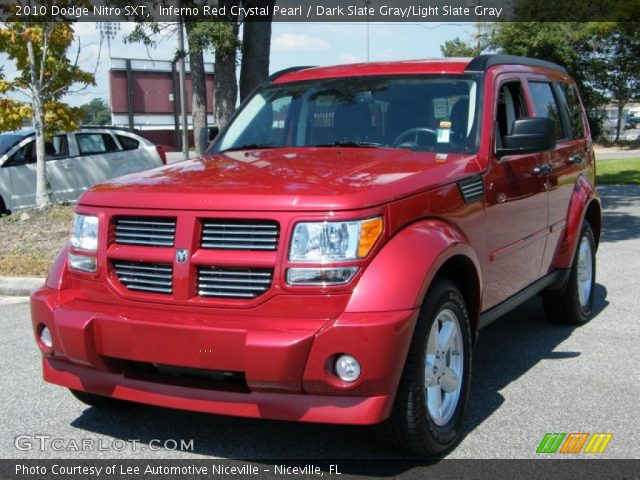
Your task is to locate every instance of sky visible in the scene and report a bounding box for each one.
[1,22,474,107]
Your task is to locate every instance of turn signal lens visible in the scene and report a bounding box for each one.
[357,217,383,258]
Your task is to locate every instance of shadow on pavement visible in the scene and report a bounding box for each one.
[465,283,608,437]
[69,284,609,471]
[598,185,640,243]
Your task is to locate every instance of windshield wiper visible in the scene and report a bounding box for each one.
[310,141,385,148]
[220,143,277,153]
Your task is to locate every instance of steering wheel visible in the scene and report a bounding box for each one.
[392,127,438,148]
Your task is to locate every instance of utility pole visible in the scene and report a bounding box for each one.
[178,19,189,160]
[365,0,371,61]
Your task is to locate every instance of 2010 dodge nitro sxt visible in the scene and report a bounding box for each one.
[31,55,601,455]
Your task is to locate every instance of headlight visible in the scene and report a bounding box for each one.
[289,217,383,262]
[70,214,99,251]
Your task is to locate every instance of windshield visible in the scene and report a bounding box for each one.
[0,133,26,155]
[215,75,480,154]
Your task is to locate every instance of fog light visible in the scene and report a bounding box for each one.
[39,326,52,349]
[335,354,361,383]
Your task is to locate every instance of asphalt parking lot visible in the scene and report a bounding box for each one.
[2,185,639,460]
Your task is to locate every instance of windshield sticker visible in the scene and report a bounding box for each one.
[437,128,451,143]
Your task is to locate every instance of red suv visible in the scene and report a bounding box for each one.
[31,55,601,455]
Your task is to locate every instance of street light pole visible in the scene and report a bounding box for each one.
[178,19,189,161]
[365,0,371,61]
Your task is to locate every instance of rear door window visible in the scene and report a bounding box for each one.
[528,81,565,140]
[76,133,118,155]
[45,135,69,160]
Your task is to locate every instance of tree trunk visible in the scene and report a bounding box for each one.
[26,37,50,209]
[239,2,274,101]
[615,101,625,143]
[185,23,208,155]
[213,1,239,127]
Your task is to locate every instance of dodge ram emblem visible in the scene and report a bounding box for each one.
[176,249,189,264]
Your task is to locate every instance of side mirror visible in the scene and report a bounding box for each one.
[198,126,219,155]
[497,117,556,157]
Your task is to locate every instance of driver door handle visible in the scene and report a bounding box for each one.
[533,163,552,175]
[567,154,583,164]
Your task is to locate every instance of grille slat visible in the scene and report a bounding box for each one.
[114,261,173,294]
[201,220,279,251]
[197,267,273,299]
[115,217,177,247]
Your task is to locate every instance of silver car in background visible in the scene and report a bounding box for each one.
[0,127,166,213]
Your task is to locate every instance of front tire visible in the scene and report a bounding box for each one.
[379,278,472,456]
[542,223,596,324]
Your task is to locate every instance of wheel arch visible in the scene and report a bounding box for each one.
[583,198,602,250]
[345,218,482,333]
[552,175,601,269]
[433,254,482,335]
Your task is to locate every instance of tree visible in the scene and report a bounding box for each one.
[588,24,640,141]
[440,37,482,57]
[210,0,241,127]
[0,16,95,208]
[240,2,275,101]
[184,22,208,154]
[80,98,111,125]
[486,21,640,142]
[126,15,239,154]
[486,22,604,133]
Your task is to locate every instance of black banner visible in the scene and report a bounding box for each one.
[2,459,640,480]
[0,0,638,23]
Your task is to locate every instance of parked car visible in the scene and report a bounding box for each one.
[0,127,166,213]
[31,55,601,456]
[625,113,640,129]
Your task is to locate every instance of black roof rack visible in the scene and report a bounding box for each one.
[465,54,568,75]
[268,66,316,83]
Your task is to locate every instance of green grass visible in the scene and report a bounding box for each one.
[597,158,640,185]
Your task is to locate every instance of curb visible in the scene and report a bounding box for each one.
[0,277,45,296]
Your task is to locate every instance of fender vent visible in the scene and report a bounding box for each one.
[458,176,485,203]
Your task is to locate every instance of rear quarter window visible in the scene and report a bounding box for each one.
[558,83,586,139]
[116,135,140,151]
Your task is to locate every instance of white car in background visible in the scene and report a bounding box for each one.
[0,127,167,213]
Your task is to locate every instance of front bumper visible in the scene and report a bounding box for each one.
[31,287,418,425]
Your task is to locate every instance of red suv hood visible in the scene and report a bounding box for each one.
[81,148,481,211]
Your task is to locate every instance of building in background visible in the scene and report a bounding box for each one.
[109,58,215,150]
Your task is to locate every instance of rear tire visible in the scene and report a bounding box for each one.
[542,223,596,324]
[378,278,472,456]
[69,389,132,410]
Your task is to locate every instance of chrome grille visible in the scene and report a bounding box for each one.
[197,267,273,299]
[201,220,279,251]
[115,217,176,247]
[114,261,173,294]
